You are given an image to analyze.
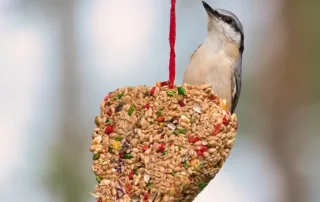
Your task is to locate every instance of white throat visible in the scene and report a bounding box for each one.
[203,30,226,53]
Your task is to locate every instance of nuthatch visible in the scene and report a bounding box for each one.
[183,1,244,114]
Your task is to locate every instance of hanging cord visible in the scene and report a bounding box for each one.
[168,0,176,89]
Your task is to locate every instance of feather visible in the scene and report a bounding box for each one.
[231,57,242,113]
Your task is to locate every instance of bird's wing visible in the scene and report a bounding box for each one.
[231,57,242,114]
[190,44,202,60]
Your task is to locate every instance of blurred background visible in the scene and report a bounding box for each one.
[0,0,319,201]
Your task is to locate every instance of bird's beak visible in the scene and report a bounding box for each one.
[202,1,219,19]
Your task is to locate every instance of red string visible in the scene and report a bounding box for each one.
[168,0,176,89]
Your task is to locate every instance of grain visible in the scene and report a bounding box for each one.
[90,82,238,202]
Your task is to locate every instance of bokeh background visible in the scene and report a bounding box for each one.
[0,0,319,201]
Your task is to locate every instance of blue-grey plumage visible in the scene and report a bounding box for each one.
[183,1,244,114]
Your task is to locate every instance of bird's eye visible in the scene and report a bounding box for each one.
[225,17,233,24]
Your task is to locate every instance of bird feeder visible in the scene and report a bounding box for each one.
[90,1,238,201]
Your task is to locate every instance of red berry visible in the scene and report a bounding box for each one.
[129,171,134,180]
[223,117,229,126]
[157,116,165,122]
[196,150,204,156]
[150,87,156,96]
[210,95,217,101]
[143,104,150,109]
[104,93,111,101]
[119,152,124,158]
[105,125,114,134]
[200,146,209,152]
[158,144,165,152]
[160,81,168,86]
[188,136,201,143]
[143,193,150,201]
[178,99,185,107]
[213,124,222,136]
[142,145,150,151]
[210,95,220,104]
[106,109,112,116]
[125,183,131,193]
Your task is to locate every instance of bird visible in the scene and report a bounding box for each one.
[183,1,244,114]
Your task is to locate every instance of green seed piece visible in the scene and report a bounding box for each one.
[96,176,102,183]
[177,87,186,96]
[93,153,100,160]
[114,136,123,141]
[117,93,124,99]
[156,109,163,117]
[108,147,114,153]
[124,153,133,159]
[128,105,135,116]
[105,119,110,123]
[166,90,176,97]
[178,145,182,151]
[174,128,187,135]
[162,151,168,156]
[171,171,176,176]
[199,182,208,190]
[183,162,189,169]
[180,129,187,134]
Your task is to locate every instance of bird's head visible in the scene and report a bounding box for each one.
[202,1,244,54]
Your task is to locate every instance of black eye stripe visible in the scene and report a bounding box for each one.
[219,14,238,29]
[222,15,233,24]
[214,11,244,53]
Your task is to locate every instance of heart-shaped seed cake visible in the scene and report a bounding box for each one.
[90,82,238,202]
